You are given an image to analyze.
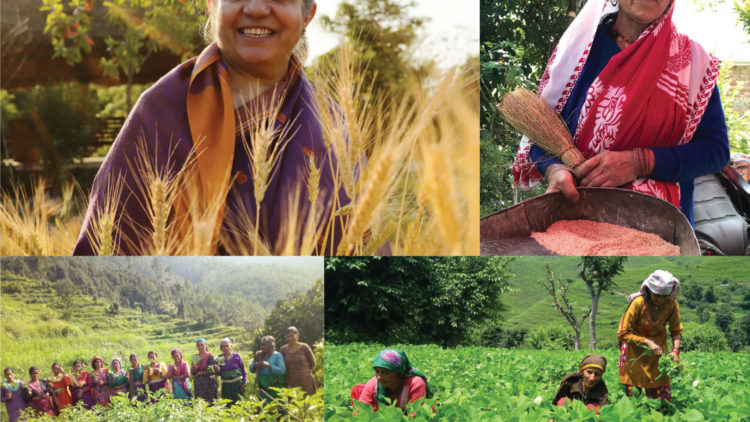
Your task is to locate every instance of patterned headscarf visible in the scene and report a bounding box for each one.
[197,338,207,345]
[628,270,681,303]
[372,349,433,405]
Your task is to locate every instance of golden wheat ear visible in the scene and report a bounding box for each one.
[84,173,126,256]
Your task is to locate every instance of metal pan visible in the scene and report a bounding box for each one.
[480,188,700,256]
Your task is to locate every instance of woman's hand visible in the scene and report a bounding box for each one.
[669,350,680,363]
[545,164,580,202]
[578,150,641,188]
[645,339,663,356]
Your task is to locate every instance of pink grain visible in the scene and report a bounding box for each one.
[531,220,681,256]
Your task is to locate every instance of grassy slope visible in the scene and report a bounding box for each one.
[501,257,750,347]
[0,272,246,381]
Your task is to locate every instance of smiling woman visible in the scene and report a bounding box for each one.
[73,0,351,256]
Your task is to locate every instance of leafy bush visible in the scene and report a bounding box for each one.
[525,325,574,350]
[681,323,729,352]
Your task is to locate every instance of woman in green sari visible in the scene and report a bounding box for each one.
[108,358,129,397]
[127,354,148,402]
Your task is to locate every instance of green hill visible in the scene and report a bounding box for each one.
[500,257,750,348]
[0,271,246,381]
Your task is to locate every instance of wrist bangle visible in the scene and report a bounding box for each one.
[671,348,679,355]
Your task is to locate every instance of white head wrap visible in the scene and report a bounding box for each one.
[628,270,681,303]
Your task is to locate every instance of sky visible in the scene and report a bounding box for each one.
[306,0,480,67]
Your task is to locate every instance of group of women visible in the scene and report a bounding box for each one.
[2,328,316,421]
[349,270,683,416]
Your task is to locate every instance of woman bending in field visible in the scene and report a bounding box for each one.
[73,0,352,256]
[618,270,682,409]
[553,354,609,412]
[351,349,432,412]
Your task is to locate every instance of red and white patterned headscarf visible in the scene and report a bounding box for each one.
[628,269,681,303]
[512,0,720,208]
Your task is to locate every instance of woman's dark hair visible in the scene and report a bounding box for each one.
[148,351,157,357]
[130,354,138,360]
[72,360,83,367]
[28,366,39,375]
[3,367,13,375]
[51,362,61,371]
[286,326,299,335]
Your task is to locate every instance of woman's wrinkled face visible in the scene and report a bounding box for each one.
[73,362,83,373]
[5,369,14,383]
[618,0,670,27]
[261,340,273,354]
[112,360,121,371]
[221,342,233,355]
[211,0,315,75]
[197,341,207,353]
[582,368,603,389]
[130,356,139,368]
[374,367,402,391]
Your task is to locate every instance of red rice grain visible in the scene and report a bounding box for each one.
[531,220,681,256]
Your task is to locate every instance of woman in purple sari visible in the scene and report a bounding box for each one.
[73,0,351,256]
[1,368,27,422]
[217,337,247,406]
[24,367,55,417]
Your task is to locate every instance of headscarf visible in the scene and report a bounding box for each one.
[171,349,183,360]
[579,354,607,373]
[372,349,433,405]
[512,0,720,208]
[91,356,103,369]
[197,338,207,345]
[110,358,123,372]
[628,270,681,303]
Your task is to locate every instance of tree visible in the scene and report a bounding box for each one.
[325,257,511,347]
[56,277,78,319]
[714,307,734,332]
[542,265,588,350]
[579,257,626,349]
[704,286,716,303]
[252,279,324,352]
[315,0,431,107]
[681,282,703,307]
[698,306,711,324]
[40,0,204,109]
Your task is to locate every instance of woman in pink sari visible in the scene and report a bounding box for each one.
[24,367,55,416]
[191,338,218,403]
[514,0,729,227]
[167,349,192,399]
[90,356,110,407]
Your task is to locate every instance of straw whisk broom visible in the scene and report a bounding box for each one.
[497,87,586,177]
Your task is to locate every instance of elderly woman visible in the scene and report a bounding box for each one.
[279,326,316,395]
[191,338,219,403]
[216,338,247,406]
[69,360,94,409]
[167,349,192,399]
[24,366,55,416]
[127,354,148,402]
[108,358,129,397]
[513,0,729,227]
[250,335,286,403]
[1,368,27,422]
[618,270,682,405]
[351,349,432,412]
[145,351,171,398]
[90,356,111,407]
[48,362,73,413]
[552,354,609,412]
[73,0,350,256]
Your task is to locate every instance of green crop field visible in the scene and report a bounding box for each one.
[325,343,750,421]
[0,272,323,421]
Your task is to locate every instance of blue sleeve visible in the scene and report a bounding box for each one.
[650,85,730,182]
[270,352,285,376]
[248,356,257,374]
[530,144,564,176]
